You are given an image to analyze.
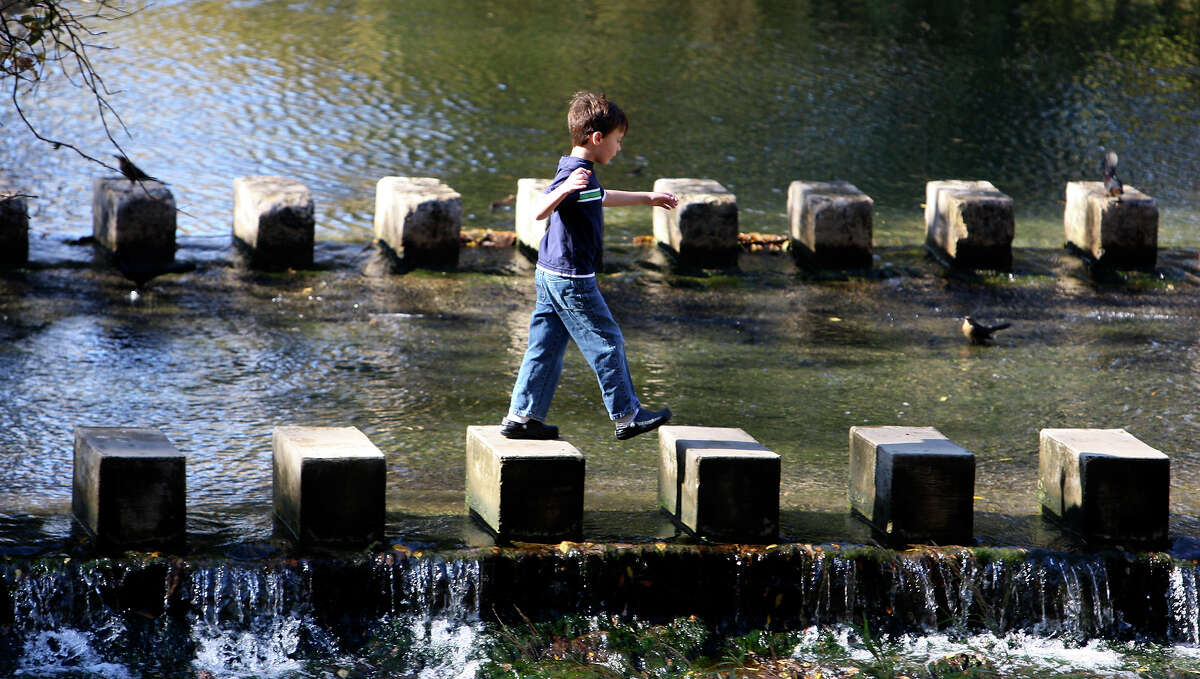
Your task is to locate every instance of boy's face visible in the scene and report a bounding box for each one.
[591,129,624,165]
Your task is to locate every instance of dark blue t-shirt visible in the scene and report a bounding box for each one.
[537,156,605,277]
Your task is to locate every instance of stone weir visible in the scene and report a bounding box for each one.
[0,543,1198,665]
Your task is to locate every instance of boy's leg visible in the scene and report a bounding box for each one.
[540,275,640,421]
[508,270,571,424]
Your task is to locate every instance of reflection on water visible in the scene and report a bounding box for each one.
[1,0,1197,247]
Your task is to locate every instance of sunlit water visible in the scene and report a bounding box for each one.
[1,0,1198,246]
[3,0,1200,675]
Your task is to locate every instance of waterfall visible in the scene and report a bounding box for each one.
[0,545,1197,677]
[0,553,485,677]
[1169,561,1200,644]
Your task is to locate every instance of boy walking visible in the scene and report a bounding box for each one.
[502,91,678,441]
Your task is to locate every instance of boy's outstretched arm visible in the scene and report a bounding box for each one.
[603,190,678,209]
[535,167,592,220]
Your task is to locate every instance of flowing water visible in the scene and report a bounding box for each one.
[3,0,1200,675]
[4,546,1200,677]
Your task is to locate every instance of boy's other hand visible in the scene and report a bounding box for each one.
[563,167,591,194]
[648,192,678,210]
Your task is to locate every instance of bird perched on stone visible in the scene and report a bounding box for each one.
[114,154,165,184]
[1102,150,1123,198]
[961,315,1011,345]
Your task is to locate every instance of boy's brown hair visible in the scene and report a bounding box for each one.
[567,91,628,147]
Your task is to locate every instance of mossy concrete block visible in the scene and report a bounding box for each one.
[653,178,739,268]
[1064,181,1158,269]
[787,180,873,268]
[373,177,462,266]
[273,426,386,546]
[924,180,1013,270]
[465,425,584,542]
[233,176,315,269]
[0,181,29,268]
[1038,428,1169,545]
[658,426,780,542]
[72,426,186,549]
[515,178,552,255]
[92,177,177,267]
[849,426,975,543]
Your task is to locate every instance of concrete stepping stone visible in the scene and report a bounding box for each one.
[514,178,552,255]
[653,178,739,268]
[273,426,386,546]
[233,176,315,269]
[849,425,975,543]
[0,180,29,268]
[373,176,461,267]
[465,425,584,542]
[787,180,873,268]
[1039,427,1168,545]
[658,425,780,542]
[1064,181,1158,269]
[73,426,186,549]
[92,177,177,267]
[924,180,1013,270]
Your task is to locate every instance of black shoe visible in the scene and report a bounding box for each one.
[614,407,672,441]
[500,418,559,440]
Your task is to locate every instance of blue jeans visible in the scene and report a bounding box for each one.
[509,269,639,421]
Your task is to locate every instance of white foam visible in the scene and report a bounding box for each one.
[791,624,1170,676]
[14,628,135,679]
[414,618,482,679]
[190,616,306,678]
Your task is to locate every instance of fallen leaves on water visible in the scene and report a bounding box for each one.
[460,229,516,248]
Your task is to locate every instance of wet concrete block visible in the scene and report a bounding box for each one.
[1039,428,1169,545]
[92,177,177,268]
[658,426,780,542]
[233,176,315,269]
[72,426,186,549]
[373,177,461,267]
[1064,181,1158,269]
[924,180,1013,270]
[273,426,386,546]
[653,178,739,268]
[515,178,552,256]
[465,425,584,542]
[787,180,874,268]
[0,181,29,268]
[849,426,974,543]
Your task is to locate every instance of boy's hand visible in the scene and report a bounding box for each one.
[647,192,678,210]
[561,167,591,194]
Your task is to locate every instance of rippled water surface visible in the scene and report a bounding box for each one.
[2,0,1199,246]
[4,241,1200,552]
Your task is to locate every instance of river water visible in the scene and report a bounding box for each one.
[2,0,1198,246]
[3,1,1200,676]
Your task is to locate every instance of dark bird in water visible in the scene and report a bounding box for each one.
[961,315,1011,345]
[1102,150,1123,198]
[114,154,165,184]
[112,252,195,289]
[626,162,647,176]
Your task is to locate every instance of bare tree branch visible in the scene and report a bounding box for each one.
[1,0,141,172]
